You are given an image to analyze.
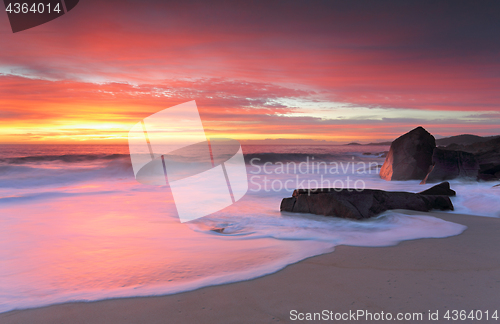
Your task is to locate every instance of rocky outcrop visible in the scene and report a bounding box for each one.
[380,127,435,181]
[418,181,456,196]
[440,136,500,181]
[472,138,500,181]
[381,126,499,182]
[280,182,454,220]
[421,148,479,183]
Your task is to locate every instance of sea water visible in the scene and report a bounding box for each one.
[0,144,498,313]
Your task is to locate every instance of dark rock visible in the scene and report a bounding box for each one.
[380,126,436,181]
[477,164,500,180]
[381,127,499,182]
[421,148,479,183]
[418,181,456,196]
[450,136,500,181]
[281,187,454,220]
[478,173,498,181]
[280,196,296,212]
[444,143,465,151]
[476,151,500,181]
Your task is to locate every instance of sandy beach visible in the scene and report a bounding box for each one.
[1,211,498,324]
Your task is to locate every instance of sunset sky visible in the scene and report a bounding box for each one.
[1,0,499,144]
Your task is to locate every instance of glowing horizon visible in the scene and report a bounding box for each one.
[1,1,499,144]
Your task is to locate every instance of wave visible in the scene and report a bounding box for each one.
[0,159,134,189]
[243,152,383,164]
[0,152,384,171]
[0,146,493,314]
[0,154,129,164]
[0,190,119,205]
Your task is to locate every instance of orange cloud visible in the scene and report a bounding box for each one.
[1,1,499,143]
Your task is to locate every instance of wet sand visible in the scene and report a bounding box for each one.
[1,211,499,323]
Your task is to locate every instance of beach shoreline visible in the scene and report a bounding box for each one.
[1,211,499,323]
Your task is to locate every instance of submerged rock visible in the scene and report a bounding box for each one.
[280,182,454,220]
[380,126,435,181]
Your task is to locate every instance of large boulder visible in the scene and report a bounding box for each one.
[380,126,435,181]
[434,136,500,181]
[280,182,454,220]
[421,148,479,183]
[473,137,500,181]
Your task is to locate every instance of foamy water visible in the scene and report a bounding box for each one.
[0,144,497,313]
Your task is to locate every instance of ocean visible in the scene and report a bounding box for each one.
[0,144,498,313]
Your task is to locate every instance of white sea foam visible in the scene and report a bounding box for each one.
[0,145,496,313]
